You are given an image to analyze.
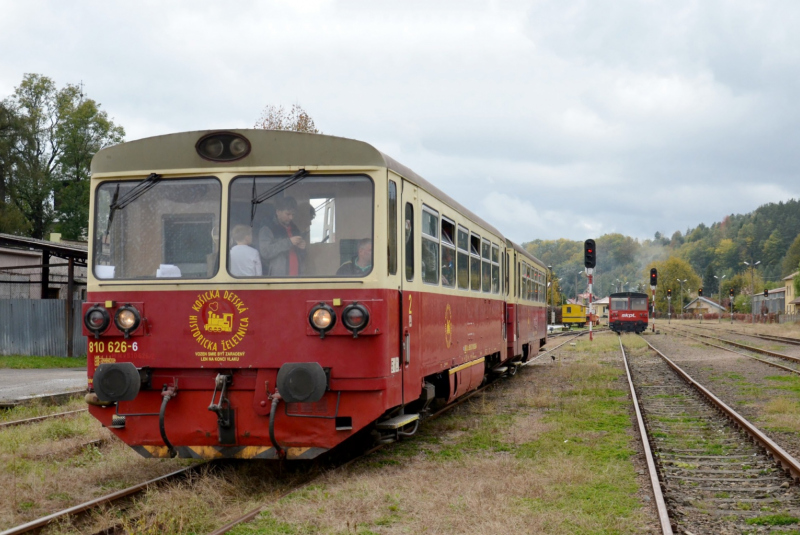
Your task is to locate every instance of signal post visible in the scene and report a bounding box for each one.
[584,239,596,341]
[649,268,657,332]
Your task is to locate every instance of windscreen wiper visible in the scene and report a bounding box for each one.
[250,169,308,226]
[104,173,161,237]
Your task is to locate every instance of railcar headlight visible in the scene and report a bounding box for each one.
[195,132,251,162]
[84,305,110,338]
[200,137,224,158]
[308,303,336,338]
[229,137,248,156]
[114,304,141,338]
[342,303,369,337]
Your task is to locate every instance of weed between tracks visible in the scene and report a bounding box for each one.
[230,333,653,535]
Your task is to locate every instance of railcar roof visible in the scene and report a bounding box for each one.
[91,129,504,238]
[507,240,546,269]
[609,292,649,298]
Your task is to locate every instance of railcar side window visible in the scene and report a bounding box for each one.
[491,244,500,294]
[228,174,374,278]
[405,203,414,281]
[388,180,397,275]
[470,234,481,291]
[421,206,439,284]
[504,252,510,296]
[481,239,491,292]
[631,298,648,310]
[93,177,222,280]
[441,218,455,288]
[457,226,470,290]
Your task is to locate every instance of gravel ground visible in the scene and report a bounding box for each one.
[644,331,800,461]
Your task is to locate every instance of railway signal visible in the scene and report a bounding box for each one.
[667,289,672,297]
[583,239,596,341]
[648,268,657,323]
[730,288,735,297]
[584,239,596,269]
[764,288,769,298]
[698,288,703,296]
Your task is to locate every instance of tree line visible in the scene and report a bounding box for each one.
[526,199,800,313]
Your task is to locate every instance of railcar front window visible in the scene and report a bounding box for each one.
[611,298,628,310]
[631,298,649,310]
[229,174,374,278]
[93,177,222,280]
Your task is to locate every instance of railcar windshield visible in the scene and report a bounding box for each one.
[610,298,628,311]
[630,297,649,310]
[228,174,374,278]
[93,177,222,280]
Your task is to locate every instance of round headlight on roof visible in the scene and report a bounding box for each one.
[84,305,110,338]
[196,132,251,162]
[114,304,141,338]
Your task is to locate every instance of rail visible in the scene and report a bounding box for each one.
[618,336,672,535]
[640,336,800,481]
[0,409,87,430]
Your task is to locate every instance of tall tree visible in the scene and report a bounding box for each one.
[0,101,30,234]
[782,234,800,277]
[2,74,124,239]
[254,104,320,133]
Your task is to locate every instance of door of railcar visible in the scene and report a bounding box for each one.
[400,180,422,405]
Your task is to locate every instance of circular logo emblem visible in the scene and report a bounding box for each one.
[188,290,250,352]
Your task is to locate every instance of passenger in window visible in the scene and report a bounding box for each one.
[337,238,372,276]
[229,225,262,276]
[258,196,306,276]
[441,247,454,286]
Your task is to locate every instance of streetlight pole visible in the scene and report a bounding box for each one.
[714,274,726,322]
[743,260,761,323]
[576,270,583,303]
[677,278,687,320]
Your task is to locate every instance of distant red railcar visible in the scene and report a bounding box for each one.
[608,292,649,334]
[83,130,548,460]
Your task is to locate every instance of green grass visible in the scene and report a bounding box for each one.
[0,355,86,369]
[229,337,648,535]
[746,513,800,526]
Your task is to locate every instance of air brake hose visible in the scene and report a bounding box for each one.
[269,392,285,459]
[159,386,177,458]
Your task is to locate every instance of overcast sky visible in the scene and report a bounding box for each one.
[2,0,799,244]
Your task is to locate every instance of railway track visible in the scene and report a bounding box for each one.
[624,334,800,533]
[666,324,800,374]
[693,324,800,347]
[0,408,88,430]
[0,462,208,535]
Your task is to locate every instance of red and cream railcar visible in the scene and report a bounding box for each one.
[83,130,546,460]
[506,242,548,363]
